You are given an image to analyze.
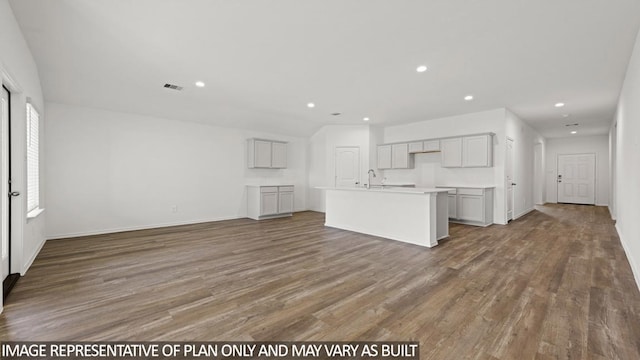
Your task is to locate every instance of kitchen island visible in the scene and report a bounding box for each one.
[318,187,451,247]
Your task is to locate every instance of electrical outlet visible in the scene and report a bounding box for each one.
[171,205,178,213]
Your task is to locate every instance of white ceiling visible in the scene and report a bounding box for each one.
[9,0,640,138]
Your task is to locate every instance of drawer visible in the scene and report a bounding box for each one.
[260,186,278,193]
[278,186,294,192]
[457,188,484,196]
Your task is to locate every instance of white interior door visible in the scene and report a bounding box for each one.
[506,138,514,221]
[1,86,9,282]
[335,147,360,187]
[557,154,596,205]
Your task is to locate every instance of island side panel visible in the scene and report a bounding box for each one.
[324,189,437,247]
[436,192,450,240]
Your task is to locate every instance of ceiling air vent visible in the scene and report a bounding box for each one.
[565,123,579,127]
[163,83,183,91]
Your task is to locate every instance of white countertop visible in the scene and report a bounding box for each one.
[317,186,452,194]
[436,185,496,189]
[246,184,294,187]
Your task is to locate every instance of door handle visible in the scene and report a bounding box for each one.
[9,191,20,197]
[511,183,517,186]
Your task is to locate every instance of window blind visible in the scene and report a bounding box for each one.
[27,103,39,212]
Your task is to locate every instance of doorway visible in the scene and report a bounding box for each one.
[557,153,596,205]
[506,138,515,222]
[335,147,360,187]
[1,85,18,301]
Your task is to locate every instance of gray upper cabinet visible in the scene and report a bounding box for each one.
[377,133,491,170]
[247,138,288,168]
[408,141,424,153]
[441,134,493,168]
[377,145,392,169]
[391,143,411,169]
[440,138,463,167]
[377,143,413,169]
[462,134,492,167]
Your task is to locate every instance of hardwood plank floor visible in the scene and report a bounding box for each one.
[1,204,639,359]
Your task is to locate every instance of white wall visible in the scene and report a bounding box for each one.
[506,109,546,218]
[0,0,47,311]
[382,109,508,224]
[307,125,371,212]
[45,102,308,238]
[545,135,609,206]
[608,121,617,219]
[613,28,640,290]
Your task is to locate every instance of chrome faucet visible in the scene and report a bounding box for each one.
[366,169,377,189]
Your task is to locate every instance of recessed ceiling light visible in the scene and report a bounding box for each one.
[571,131,577,134]
[307,103,315,108]
[363,117,370,121]
[416,65,428,73]
[555,102,565,108]
[195,81,205,88]
[464,95,474,101]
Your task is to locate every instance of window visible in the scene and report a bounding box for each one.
[27,103,40,213]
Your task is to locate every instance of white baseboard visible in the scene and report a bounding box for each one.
[46,210,313,240]
[21,237,47,276]
[47,215,243,240]
[616,223,640,292]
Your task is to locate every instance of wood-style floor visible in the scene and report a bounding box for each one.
[1,204,639,359]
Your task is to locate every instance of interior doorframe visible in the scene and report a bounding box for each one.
[1,66,26,310]
[505,137,515,223]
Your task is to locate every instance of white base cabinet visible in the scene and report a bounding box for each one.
[441,187,494,226]
[247,185,294,220]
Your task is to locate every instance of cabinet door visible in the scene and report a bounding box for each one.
[448,194,457,219]
[441,138,462,167]
[271,142,287,168]
[457,195,484,222]
[377,145,392,169]
[408,141,423,153]
[392,143,409,168]
[260,192,278,215]
[278,191,294,214]
[423,140,440,152]
[462,135,491,167]
[254,140,272,168]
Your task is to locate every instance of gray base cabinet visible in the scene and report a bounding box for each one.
[247,185,294,220]
[442,187,494,227]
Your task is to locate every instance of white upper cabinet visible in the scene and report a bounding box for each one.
[271,142,287,168]
[392,143,411,168]
[423,140,440,152]
[441,138,463,167]
[408,141,423,153]
[377,145,392,169]
[247,139,288,169]
[377,133,491,170]
[441,134,493,168]
[378,143,413,169]
[462,134,492,167]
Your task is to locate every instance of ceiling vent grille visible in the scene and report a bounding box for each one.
[565,123,579,127]
[163,83,183,91]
